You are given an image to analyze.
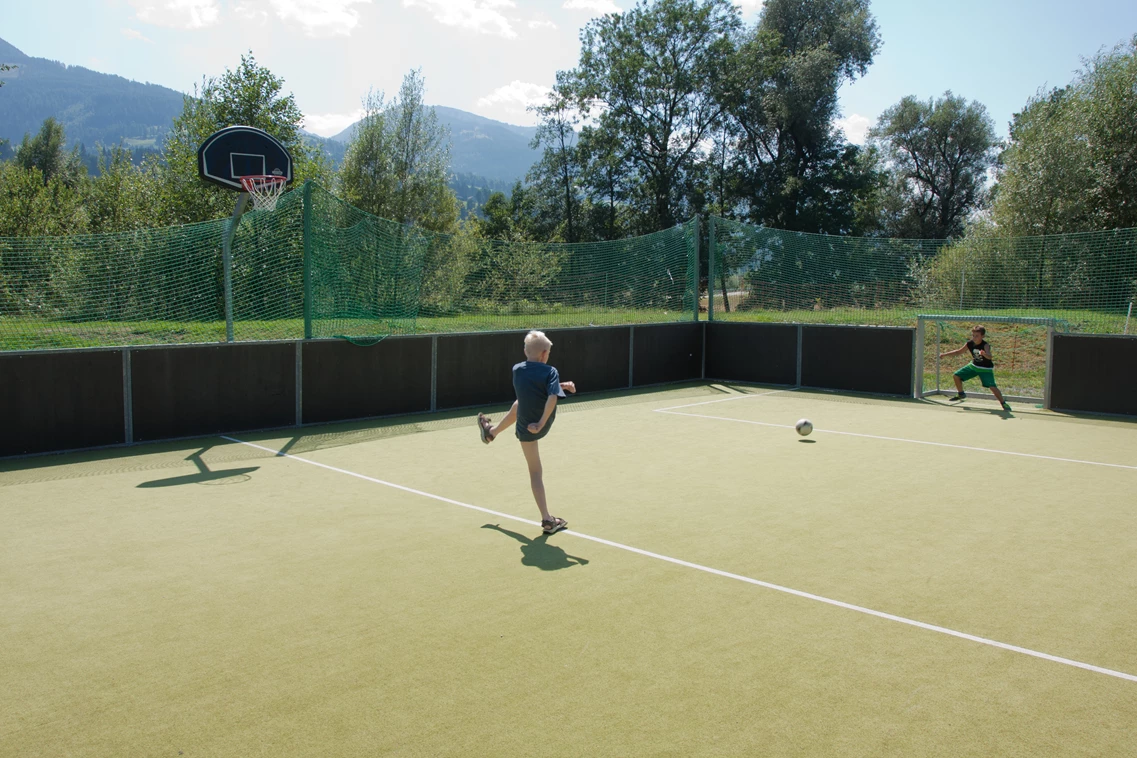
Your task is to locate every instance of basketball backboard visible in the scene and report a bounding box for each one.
[197,126,293,191]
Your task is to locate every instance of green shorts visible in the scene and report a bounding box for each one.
[954,363,998,388]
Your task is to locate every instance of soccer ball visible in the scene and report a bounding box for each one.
[795,418,813,436]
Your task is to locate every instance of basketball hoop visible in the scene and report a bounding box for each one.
[239,174,288,211]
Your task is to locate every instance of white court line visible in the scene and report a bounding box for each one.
[654,387,795,412]
[656,409,1137,472]
[222,434,1137,684]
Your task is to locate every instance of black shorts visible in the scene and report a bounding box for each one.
[515,413,555,442]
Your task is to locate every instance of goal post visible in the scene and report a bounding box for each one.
[915,314,1063,408]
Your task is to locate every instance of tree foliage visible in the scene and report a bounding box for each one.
[157,52,328,225]
[569,0,741,232]
[340,70,458,233]
[87,146,161,233]
[0,162,88,236]
[14,117,85,187]
[726,0,880,232]
[527,79,582,242]
[869,92,998,239]
[993,36,1137,235]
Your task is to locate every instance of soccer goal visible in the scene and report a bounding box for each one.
[915,314,1061,407]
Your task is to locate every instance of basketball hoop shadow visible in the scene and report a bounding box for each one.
[137,447,259,488]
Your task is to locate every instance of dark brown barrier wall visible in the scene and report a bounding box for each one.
[545,326,630,393]
[705,323,798,385]
[801,325,913,396]
[302,337,432,424]
[435,331,525,410]
[632,323,702,386]
[0,350,125,456]
[131,343,296,441]
[1050,334,1137,416]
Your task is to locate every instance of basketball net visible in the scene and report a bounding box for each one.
[239,175,288,211]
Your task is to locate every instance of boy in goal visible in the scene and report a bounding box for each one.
[939,325,1011,411]
[477,331,576,534]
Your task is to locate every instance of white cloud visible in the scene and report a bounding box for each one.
[837,113,872,145]
[304,108,367,137]
[263,0,371,37]
[403,0,517,38]
[129,0,220,29]
[121,27,154,43]
[233,2,270,23]
[477,80,553,119]
[528,18,557,30]
[563,0,620,14]
[733,0,764,11]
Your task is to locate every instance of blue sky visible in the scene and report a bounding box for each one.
[3,1,1136,139]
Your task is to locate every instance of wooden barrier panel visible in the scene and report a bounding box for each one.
[131,343,296,441]
[435,331,524,410]
[0,349,125,456]
[801,325,914,396]
[632,323,702,386]
[302,337,432,424]
[705,322,798,385]
[1050,334,1137,417]
[544,326,631,394]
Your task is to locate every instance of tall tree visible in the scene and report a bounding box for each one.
[569,0,741,232]
[158,52,327,224]
[340,70,458,232]
[993,36,1137,234]
[14,117,85,187]
[527,78,581,242]
[869,92,998,238]
[0,63,13,87]
[727,0,880,232]
[576,125,629,240]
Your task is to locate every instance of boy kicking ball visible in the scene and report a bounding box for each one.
[477,331,576,534]
[939,325,1011,411]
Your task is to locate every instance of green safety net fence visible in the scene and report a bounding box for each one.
[708,216,1137,335]
[0,182,699,351]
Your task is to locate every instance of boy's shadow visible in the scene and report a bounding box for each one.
[959,405,1015,420]
[481,524,590,571]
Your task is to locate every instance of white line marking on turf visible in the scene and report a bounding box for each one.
[223,434,1137,684]
[655,410,1137,471]
[654,387,795,412]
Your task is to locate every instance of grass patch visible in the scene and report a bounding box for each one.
[1,306,1128,353]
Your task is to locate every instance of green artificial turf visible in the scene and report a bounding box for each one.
[2,386,1136,756]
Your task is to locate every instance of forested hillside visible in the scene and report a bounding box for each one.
[0,38,183,152]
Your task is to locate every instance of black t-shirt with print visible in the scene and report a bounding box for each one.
[966,340,994,368]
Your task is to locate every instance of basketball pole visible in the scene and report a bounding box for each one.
[223,193,251,342]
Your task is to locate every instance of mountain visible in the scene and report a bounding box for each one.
[0,38,184,151]
[331,105,541,184]
[0,37,538,190]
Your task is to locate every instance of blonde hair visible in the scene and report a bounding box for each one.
[523,330,553,359]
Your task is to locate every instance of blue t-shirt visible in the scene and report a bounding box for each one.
[512,361,565,433]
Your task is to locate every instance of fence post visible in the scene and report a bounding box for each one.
[935,322,942,393]
[692,216,700,322]
[913,319,923,398]
[302,180,313,341]
[222,193,249,343]
[122,347,133,444]
[1044,325,1055,410]
[430,335,438,412]
[795,324,803,387]
[295,341,303,426]
[708,216,716,322]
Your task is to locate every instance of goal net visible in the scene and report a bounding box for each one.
[916,314,1061,405]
